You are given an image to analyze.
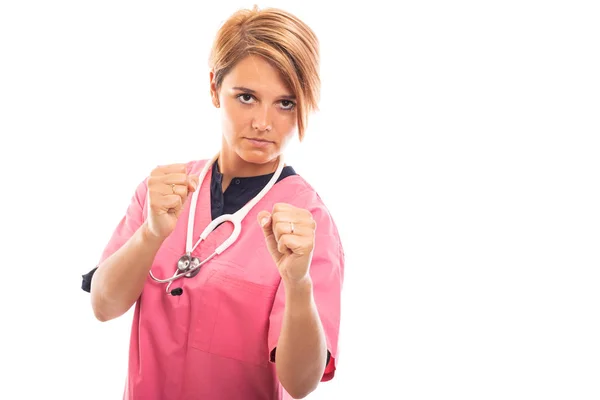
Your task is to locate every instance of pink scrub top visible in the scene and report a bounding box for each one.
[97,159,345,400]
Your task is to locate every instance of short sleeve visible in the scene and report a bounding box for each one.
[81,178,148,292]
[267,192,345,382]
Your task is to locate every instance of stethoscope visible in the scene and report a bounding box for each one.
[148,152,285,295]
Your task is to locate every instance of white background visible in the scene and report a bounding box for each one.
[1,1,599,399]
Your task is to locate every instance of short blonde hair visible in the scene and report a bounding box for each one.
[209,6,320,141]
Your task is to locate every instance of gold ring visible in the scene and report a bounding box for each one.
[290,222,295,234]
[171,183,176,194]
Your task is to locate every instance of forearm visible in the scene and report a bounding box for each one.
[275,277,327,399]
[90,221,164,321]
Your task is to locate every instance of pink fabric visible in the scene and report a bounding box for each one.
[97,159,344,400]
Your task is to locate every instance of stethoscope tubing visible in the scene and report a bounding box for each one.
[148,152,285,293]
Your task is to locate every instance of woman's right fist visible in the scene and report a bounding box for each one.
[146,163,199,240]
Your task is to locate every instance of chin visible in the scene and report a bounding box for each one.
[236,147,279,165]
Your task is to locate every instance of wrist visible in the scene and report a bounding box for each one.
[141,221,166,248]
[283,275,312,292]
[283,276,314,304]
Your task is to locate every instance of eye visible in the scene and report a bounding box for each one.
[237,93,256,104]
[280,100,296,111]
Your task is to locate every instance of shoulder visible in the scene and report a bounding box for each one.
[184,158,213,175]
[283,177,345,281]
[279,175,343,247]
[275,175,322,208]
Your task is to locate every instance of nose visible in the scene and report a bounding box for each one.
[251,105,272,131]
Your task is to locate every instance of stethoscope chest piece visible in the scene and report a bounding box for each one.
[176,253,202,278]
[177,254,192,272]
[185,256,201,278]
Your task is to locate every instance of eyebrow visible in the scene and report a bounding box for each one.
[231,86,296,100]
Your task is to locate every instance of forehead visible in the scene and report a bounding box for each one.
[222,55,292,95]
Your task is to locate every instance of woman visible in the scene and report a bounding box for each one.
[82,6,344,400]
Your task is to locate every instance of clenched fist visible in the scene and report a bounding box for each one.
[257,203,316,284]
[146,163,199,240]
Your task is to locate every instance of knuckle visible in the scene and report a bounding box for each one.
[152,164,166,175]
[271,212,281,223]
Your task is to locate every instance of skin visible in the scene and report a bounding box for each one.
[91,54,327,399]
[209,54,297,190]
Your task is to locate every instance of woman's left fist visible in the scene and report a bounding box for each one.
[257,203,316,283]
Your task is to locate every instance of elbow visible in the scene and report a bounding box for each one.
[89,274,122,322]
[283,385,316,400]
[280,378,319,399]
[90,290,118,322]
[91,299,111,322]
[93,305,112,322]
[276,353,325,398]
[92,303,122,322]
[94,310,110,322]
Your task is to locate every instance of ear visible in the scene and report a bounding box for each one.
[209,71,220,108]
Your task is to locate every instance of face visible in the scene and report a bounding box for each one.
[210,54,298,167]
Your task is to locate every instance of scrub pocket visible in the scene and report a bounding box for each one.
[190,259,279,368]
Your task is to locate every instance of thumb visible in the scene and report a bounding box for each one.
[257,211,281,259]
[257,211,273,238]
[187,175,199,192]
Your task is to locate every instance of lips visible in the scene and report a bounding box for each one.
[246,137,273,143]
[245,137,274,148]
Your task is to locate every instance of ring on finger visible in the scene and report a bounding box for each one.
[289,221,295,234]
[171,183,176,194]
